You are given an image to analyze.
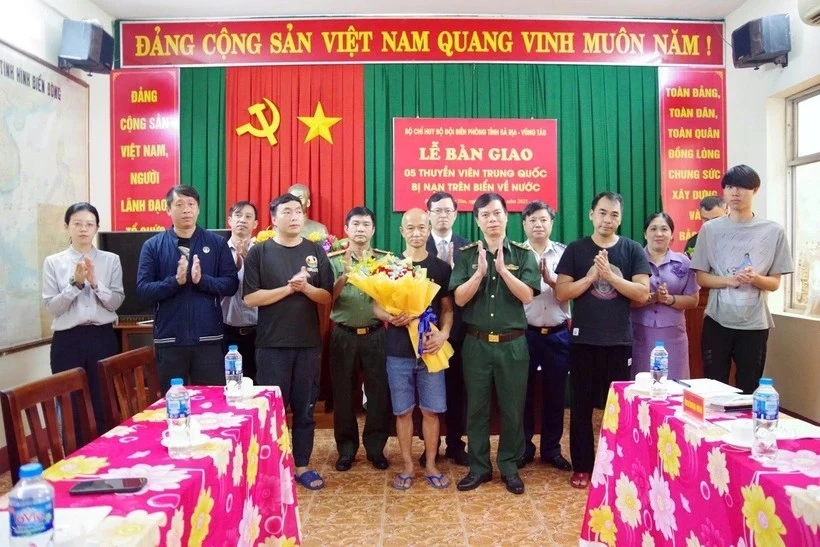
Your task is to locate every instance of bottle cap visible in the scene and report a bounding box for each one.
[759,378,773,386]
[654,341,664,347]
[170,378,184,386]
[18,463,44,479]
[229,345,238,352]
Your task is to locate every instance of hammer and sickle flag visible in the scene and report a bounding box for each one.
[236,98,281,145]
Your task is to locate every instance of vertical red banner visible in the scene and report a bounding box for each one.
[110,68,180,231]
[659,68,727,252]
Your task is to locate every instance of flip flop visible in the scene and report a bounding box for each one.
[295,470,325,490]
[392,473,413,491]
[424,473,450,489]
[570,472,590,489]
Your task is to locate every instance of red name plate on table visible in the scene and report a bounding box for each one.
[682,388,706,424]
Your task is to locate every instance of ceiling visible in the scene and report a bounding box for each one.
[92,0,745,21]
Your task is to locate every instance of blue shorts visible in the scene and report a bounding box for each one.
[386,356,447,415]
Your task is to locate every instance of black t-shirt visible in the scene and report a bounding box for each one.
[243,238,334,348]
[386,254,452,358]
[555,236,650,347]
[177,237,191,259]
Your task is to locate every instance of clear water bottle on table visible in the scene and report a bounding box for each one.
[9,463,54,546]
[752,377,779,462]
[166,377,192,459]
[225,344,244,403]
[650,341,669,400]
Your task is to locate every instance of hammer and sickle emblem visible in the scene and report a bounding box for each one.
[236,98,281,145]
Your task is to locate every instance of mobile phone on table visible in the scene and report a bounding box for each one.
[68,477,147,496]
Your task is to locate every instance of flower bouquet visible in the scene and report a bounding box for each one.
[347,254,453,372]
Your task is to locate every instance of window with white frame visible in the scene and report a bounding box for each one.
[787,87,820,316]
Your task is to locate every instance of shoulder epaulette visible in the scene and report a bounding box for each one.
[554,241,567,250]
[511,241,530,250]
[372,248,390,254]
[460,242,478,251]
[327,249,346,258]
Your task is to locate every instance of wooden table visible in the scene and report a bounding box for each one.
[113,321,152,352]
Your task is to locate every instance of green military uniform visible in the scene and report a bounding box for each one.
[449,238,541,476]
[328,248,391,459]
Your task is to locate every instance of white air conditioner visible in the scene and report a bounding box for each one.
[799,0,820,25]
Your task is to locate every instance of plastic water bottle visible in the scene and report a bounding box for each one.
[224,345,243,403]
[752,378,779,462]
[650,341,669,400]
[165,378,192,459]
[9,463,54,546]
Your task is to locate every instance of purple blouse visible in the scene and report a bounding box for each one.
[631,248,700,328]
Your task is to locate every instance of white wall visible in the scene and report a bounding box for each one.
[725,0,820,421]
[0,0,114,447]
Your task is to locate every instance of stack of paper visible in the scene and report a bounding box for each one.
[706,394,753,413]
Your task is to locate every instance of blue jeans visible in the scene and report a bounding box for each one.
[386,356,447,415]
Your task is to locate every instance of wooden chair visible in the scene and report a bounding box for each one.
[1,368,98,483]
[98,346,161,430]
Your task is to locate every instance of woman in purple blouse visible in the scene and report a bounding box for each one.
[631,213,700,379]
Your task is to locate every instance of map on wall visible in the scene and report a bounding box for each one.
[0,39,89,352]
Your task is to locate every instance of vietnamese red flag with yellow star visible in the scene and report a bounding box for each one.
[226,65,364,234]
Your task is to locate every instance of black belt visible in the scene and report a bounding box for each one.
[336,322,384,335]
[526,321,569,335]
[466,326,525,343]
[225,325,256,336]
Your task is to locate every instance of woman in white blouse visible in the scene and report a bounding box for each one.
[42,203,124,435]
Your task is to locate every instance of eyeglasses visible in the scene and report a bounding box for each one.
[69,221,97,230]
[430,208,455,215]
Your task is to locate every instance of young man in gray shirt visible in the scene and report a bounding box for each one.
[691,165,793,394]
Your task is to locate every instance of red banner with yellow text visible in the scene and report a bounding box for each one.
[658,67,727,252]
[393,118,557,213]
[110,68,180,231]
[120,18,724,68]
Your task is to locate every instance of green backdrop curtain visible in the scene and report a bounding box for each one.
[364,64,660,253]
[180,67,227,229]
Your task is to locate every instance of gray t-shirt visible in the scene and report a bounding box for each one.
[691,215,793,330]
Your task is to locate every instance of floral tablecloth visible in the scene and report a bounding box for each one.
[28,386,301,546]
[580,382,819,547]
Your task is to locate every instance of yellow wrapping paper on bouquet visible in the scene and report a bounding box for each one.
[347,269,453,372]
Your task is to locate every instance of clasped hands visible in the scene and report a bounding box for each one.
[175,254,202,285]
[72,257,97,289]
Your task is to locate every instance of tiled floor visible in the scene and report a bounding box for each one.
[0,410,599,546]
[298,410,600,546]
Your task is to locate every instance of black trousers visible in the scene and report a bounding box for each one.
[223,325,258,382]
[50,324,119,438]
[569,343,631,474]
[701,315,769,394]
[257,347,321,468]
[329,327,390,458]
[155,343,224,392]
[443,339,467,453]
[523,328,570,460]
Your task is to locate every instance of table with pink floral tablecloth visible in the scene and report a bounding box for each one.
[580,382,819,547]
[27,385,301,546]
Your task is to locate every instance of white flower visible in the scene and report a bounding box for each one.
[684,424,702,448]
[648,467,677,540]
[686,531,703,547]
[104,464,190,493]
[195,412,248,431]
[233,397,270,428]
[238,498,261,547]
[638,401,651,437]
[765,449,820,478]
[88,509,167,546]
[707,447,730,496]
[591,436,615,487]
[784,484,820,533]
[624,386,638,402]
[615,472,642,528]
[166,508,184,547]
[280,460,295,506]
[192,437,232,477]
[641,531,656,547]
[103,425,136,438]
[232,442,245,487]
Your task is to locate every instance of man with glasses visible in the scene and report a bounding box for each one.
[450,193,541,494]
[425,192,471,466]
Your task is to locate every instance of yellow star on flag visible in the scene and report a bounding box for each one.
[297,102,342,144]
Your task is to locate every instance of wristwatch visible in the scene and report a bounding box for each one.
[69,275,85,289]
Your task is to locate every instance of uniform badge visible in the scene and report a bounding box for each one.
[306,255,318,268]
[202,246,211,254]
[505,264,519,270]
